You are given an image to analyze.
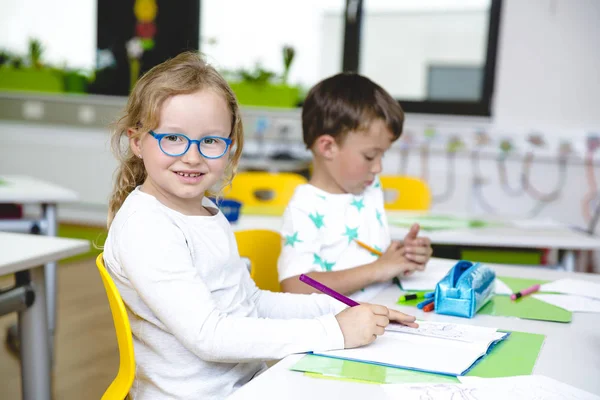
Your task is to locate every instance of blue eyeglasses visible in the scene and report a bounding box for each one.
[149,131,232,159]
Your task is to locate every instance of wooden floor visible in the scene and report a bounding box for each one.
[0,257,118,399]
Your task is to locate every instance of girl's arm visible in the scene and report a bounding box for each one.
[115,213,344,363]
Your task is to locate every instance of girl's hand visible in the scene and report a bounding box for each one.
[335,304,417,348]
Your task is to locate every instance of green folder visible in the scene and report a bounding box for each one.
[291,331,545,384]
[397,277,572,323]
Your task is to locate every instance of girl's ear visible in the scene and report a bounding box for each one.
[128,128,143,158]
[313,134,339,160]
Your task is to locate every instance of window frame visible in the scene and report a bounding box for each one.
[342,0,503,116]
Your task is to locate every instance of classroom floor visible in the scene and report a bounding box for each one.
[0,257,117,399]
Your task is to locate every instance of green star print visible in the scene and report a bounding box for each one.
[316,194,327,200]
[313,253,336,271]
[309,212,325,229]
[350,197,365,212]
[284,232,302,247]
[322,260,336,271]
[376,209,383,226]
[374,180,381,188]
[343,226,359,243]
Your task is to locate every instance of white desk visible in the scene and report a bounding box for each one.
[232,213,600,271]
[0,175,78,353]
[229,261,600,399]
[0,232,89,400]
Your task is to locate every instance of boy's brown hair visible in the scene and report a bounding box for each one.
[301,72,404,149]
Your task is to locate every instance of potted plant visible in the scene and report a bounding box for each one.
[227,45,300,108]
[0,38,64,93]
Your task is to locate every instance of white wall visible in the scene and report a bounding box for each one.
[493,0,600,131]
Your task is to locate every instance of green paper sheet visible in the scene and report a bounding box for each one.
[478,276,571,322]
[293,354,458,385]
[292,331,545,384]
[387,214,499,231]
[397,277,572,323]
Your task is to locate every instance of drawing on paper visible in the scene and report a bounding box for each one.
[386,321,475,342]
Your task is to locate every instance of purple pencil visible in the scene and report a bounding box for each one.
[299,274,360,307]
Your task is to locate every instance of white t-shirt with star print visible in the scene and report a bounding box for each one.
[278,178,393,301]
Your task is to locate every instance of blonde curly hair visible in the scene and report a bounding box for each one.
[107,51,244,227]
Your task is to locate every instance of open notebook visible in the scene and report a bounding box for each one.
[313,321,509,376]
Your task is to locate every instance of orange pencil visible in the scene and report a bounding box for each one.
[354,239,383,256]
[355,239,411,276]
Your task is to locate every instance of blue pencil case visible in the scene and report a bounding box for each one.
[434,260,495,318]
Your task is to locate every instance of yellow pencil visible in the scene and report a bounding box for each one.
[354,239,383,256]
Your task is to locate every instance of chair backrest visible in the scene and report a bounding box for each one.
[96,253,135,400]
[379,175,432,211]
[234,230,282,292]
[225,172,307,214]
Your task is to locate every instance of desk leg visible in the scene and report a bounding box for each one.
[42,203,58,360]
[18,266,52,400]
[562,250,575,272]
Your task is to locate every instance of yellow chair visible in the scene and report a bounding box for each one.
[379,175,432,211]
[225,172,307,215]
[96,253,135,400]
[234,230,282,292]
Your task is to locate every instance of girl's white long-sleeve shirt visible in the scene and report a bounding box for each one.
[103,188,345,399]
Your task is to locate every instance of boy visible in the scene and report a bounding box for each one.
[277,73,432,300]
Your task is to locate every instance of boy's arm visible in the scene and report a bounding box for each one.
[280,238,412,295]
[281,265,380,295]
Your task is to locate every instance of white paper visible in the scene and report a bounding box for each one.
[533,294,600,313]
[398,259,453,291]
[540,279,600,300]
[316,321,506,376]
[382,375,600,400]
[494,278,513,295]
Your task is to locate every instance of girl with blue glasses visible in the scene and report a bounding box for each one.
[148,131,232,159]
[103,51,417,400]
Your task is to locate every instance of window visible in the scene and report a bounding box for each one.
[345,0,502,115]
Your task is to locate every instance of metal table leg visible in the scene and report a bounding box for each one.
[42,203,58,360]
[18,266,52,400]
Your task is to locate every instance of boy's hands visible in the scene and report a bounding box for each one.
[402,223,433,268]
[335,304,417,348]
[370,223,432,282]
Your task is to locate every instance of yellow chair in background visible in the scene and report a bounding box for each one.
[225,172,307,215]
[379,175,432,211]
[96,253,135,400]
[234,230,282,292]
